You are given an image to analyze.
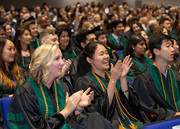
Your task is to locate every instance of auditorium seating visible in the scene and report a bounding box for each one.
[1,97,12,129]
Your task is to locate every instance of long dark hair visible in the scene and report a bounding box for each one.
[0,37,23,92]
[57,26,73,52]
[123,34,146,57]
[75,41,105,80]
[13,27,31,62]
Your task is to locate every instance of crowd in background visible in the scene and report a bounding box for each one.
[0,1,180,129]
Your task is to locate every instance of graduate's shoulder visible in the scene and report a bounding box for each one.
[16,80,35,95]
[135,69,153,82]
[76,74,93,85]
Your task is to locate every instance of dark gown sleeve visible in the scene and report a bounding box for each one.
[119,85,150,123]
[69,112,114,129]
[8,82,65,129]
[75,75,116,121]
[69,55,80,81]
[130,63,142,78]
[0,86,9,98]
[133,71,176,121]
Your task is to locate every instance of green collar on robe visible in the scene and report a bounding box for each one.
[61,47,76,59]
[107,34,127,50]
[119,54,152,81]
[29,78,71,129]
[148,64,180,111]
[87,70,142,128]
[18,56,31,67]
[171,30,180,39]
[30,37,40,49]
[105,46,116,55]
[132,56,152,72]
[171,30,178,36]
[169,32,175,38]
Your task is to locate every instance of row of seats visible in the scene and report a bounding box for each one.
[1,97,180,129]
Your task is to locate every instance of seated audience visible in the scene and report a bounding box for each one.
[133,34,180,122]
[75,42,150,129]
[8,44,114,129]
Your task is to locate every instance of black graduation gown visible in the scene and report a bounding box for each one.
[133,70,180,121]
[8,80,114,129]
[129,58,150,80]
[75,74,150,128]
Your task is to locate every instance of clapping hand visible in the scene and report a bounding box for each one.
[120,55,133,78]
[60,59,72,78]
[78,87,94,109]
[110,60,122,82]
[61,90,83,118]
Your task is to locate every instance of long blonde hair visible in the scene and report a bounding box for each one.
[29,44,59,85]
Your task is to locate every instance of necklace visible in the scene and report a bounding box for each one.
[39,80,60,119]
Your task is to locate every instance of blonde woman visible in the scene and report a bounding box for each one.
[8,44,114,129]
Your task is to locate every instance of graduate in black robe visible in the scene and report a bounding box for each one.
[8,44,114,129]
[120,35,152,80]
[133,34,180,122]
[75,42,150,129]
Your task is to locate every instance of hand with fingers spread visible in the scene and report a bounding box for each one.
[120,55,133,78]
[78,87,94,109]
[60,90,83,118]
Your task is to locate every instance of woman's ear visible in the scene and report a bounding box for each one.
[86,57,93,64]
[132,45,135,50]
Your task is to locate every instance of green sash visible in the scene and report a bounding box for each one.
[120,35,127,48]
[148,65,180,111]
[171,30,178,37]
[119,55,151,81]
[169,31,175,38]
[132,56,152,72]
[87,70,142,128]
[21,56,31,67]
[29,78,71,129]
[30,37,40,49]
[61,48,76,59]
[107,34,127,50]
